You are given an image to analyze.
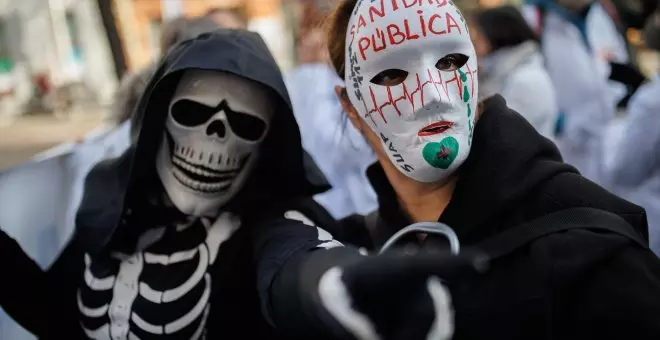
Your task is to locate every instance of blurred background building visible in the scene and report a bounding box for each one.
[0,0,657,171]
[0,0,118,120]
[116,0,296,72]
[8,0,645,121]
[0,0,301,124]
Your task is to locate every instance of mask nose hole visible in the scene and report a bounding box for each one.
[206,120,226,138]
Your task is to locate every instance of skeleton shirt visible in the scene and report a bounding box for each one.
[79,214,239,340]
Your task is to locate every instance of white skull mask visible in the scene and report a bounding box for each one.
[156,70,274,216]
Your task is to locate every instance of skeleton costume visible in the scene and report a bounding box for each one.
[0,29,334,339]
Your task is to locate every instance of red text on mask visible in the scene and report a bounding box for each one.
[349,5,463,61]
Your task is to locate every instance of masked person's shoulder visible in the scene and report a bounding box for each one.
[538,171,648,233]
[512,170,659,292]
[543,228,660,337]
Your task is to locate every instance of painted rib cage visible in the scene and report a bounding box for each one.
[78,214,240,340]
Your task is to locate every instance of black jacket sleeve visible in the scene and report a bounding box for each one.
[252,211,365,338]
[0,229,48,334]
[41,236,87,339]
[0,230,84,338]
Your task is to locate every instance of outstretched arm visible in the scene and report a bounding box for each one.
[252,208,485,340]
[252,210,358,338]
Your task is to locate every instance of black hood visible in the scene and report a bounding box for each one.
[77,29,330,254]
[437,96,573,241]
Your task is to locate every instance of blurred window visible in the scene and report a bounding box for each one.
[65,10,83,61]
[0,18,14,96]
[148,18,163,60]
[0,18,12,72]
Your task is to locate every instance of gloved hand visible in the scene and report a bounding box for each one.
[316,250,488,340]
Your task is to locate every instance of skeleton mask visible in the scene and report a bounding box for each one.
[156,70,274,216]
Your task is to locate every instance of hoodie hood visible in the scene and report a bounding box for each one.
[438,96,573,241]
[77,29,330,255]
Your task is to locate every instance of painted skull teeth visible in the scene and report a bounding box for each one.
[173,143,243,170]
[172,156,238,179]
[172,167,232,194]
[170,142,248,194]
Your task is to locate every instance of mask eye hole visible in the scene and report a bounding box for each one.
[216,100,267,142]
[224,110,267,141]
[171,99,217,127]
[435,53,469,72]
[369,69,408,86]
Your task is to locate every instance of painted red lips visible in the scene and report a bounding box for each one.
[418,121,454,137]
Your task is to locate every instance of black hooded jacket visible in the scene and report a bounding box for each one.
[255,95,660,339]
[348,95,660,339]
[0,29,333,339]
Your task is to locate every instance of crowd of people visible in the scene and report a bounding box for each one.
[1,0,660,339]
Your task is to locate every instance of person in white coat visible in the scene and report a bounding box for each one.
[284,27,378,219]
[470,6,558,139]
[606,8,660,255]
[522,0,624,183]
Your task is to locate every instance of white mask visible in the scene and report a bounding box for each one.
[156,70,273,216]
[344,0,478,183]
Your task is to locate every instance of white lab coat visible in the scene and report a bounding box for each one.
[604,74,660,255]
[284,63,378,219]
[522,2,629,65]
[586,3,630,105]
[537,6,622,183]
[479,41,559,139]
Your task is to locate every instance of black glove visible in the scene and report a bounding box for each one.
[316,250,488,340]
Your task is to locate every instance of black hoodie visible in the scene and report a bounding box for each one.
[357,95,660,339]
[0,29,333,339]
[255,95,660,339]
